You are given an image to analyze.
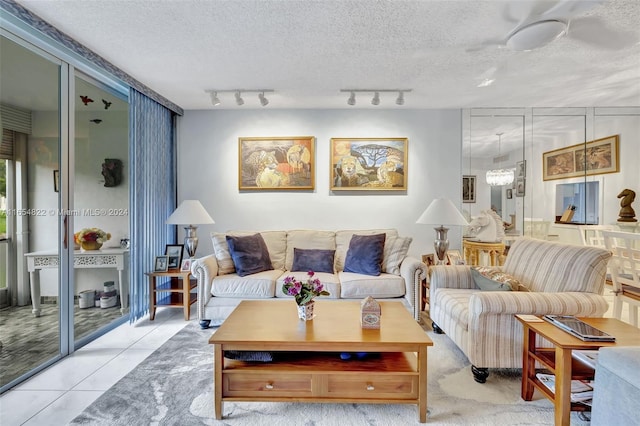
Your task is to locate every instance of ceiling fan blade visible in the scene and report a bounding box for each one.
[540,0,605,21]
[568,16,640,50]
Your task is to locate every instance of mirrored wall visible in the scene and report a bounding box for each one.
[464,107,640,246]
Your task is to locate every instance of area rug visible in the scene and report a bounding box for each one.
[71,322,589,425]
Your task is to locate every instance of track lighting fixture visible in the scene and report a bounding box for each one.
[204,89,274,107]
[258,92,269,106]
[210,92,221,106]
[341,89,412,106]
[235,91,244,106]
[347,91,356,106]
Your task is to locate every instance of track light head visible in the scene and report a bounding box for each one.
[347,91,356,106]
[210,92,221,106]
[396,91,404,106]
[235,91,244,106]
[371,92,380,106]
[258,92,269,106]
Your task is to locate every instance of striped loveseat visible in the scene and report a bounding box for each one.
[429,237,611,383]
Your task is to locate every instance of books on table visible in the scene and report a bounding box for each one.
[535,373,594,405]
[572,349,599,369]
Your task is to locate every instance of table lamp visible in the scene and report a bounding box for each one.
[416,197,468,264]
[166,200,214,258]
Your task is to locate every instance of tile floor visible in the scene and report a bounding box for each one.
[0,290,634,426]
[0,307,189,426]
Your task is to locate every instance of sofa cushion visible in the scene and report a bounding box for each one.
[335,229,398,272]
[211,269,282,298]
[226,233,273,277]
[344,233,386,276]
[383,236,412,275]
[471,266,519,291]
[291,248,336,273]
[339,271,405,298]
[275,271,341,299]
[212,231,287,274]
[430,288,479,332]
[285,230,336,271]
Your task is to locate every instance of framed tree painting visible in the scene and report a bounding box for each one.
[462,175,476,203]
[238,136,315,190]
[330,138,408,190]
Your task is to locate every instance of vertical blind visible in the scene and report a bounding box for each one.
[128,88,177,322]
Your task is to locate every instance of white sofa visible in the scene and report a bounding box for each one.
[192,229,426,326]
[429,238,611,383]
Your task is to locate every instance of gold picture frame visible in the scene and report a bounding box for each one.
[542,135,619,181]
[330,138,408,190]
[447,249,463,265]
[238,136,315,190]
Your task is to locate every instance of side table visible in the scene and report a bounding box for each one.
[462,240,505,266]
[146,269,197,320]
[516,315,640,426]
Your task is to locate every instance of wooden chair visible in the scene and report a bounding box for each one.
[602,230,640,326]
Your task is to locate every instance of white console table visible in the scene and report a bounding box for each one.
[24,248,129,317]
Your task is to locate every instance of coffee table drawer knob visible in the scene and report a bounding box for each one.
[366,383,375,391]
[265,382,274,390]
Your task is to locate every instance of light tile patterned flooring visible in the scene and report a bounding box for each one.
[0,290,635,426]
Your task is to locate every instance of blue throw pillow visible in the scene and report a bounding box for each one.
[291,248,336,273]
[343,233,386,276]
[225,233,273,277]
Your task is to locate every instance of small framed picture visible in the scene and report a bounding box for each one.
[447,250,464,265]
[516,177,526,197]
[516,160,526,178]
[462,175,476,203]
[421,254,436,267]
[180,258,192,272]
[165,244,184,270]
[506,188,513,199]
[53,170,59,192]
[154,255,169,272]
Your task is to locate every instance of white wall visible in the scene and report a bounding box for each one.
[177,109,463,259]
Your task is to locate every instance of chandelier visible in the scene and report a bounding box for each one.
[485,132,514,186]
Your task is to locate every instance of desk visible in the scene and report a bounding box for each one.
[517,316,640,426]
[24,248,129,317]
[462,240,505,266]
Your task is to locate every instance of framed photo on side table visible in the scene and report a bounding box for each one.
[165,244,184,270]
[154,255,169,272]
[180,259,192,272]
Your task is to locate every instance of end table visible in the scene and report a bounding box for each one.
[146,269,197,320]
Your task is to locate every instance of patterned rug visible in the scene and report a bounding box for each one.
[71,322,589,425]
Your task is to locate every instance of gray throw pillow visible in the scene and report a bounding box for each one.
[343,233,386,276]
[471,266,517,291]
[226,233,273,277]
[291,248,336,273]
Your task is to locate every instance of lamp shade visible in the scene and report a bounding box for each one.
[416,198,468,226]
[166,200,214,225]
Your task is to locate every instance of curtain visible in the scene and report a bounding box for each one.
[128,88,176,322]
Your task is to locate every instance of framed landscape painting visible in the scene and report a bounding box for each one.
[542,135,619,181]
[238,136,315,190]
[330,138,408,190]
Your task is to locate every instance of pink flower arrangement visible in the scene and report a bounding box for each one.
[282,271,330,306]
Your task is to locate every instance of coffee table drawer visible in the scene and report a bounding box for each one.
[224,373,312,397]
[326,374,418,399]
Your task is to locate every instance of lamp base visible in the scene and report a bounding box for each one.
[184,225,199,258]
[434,226,449,264]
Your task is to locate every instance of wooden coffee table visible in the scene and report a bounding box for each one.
[209,300,433,422]
[517,315,640,426]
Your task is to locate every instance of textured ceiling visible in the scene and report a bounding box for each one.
[10,0,640,110]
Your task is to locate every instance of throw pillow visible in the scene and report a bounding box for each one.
[343,233,386,276]
[225,233,273,277]
[291,248,336,274]
[382,236,412,275]
[471,266,520,291]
